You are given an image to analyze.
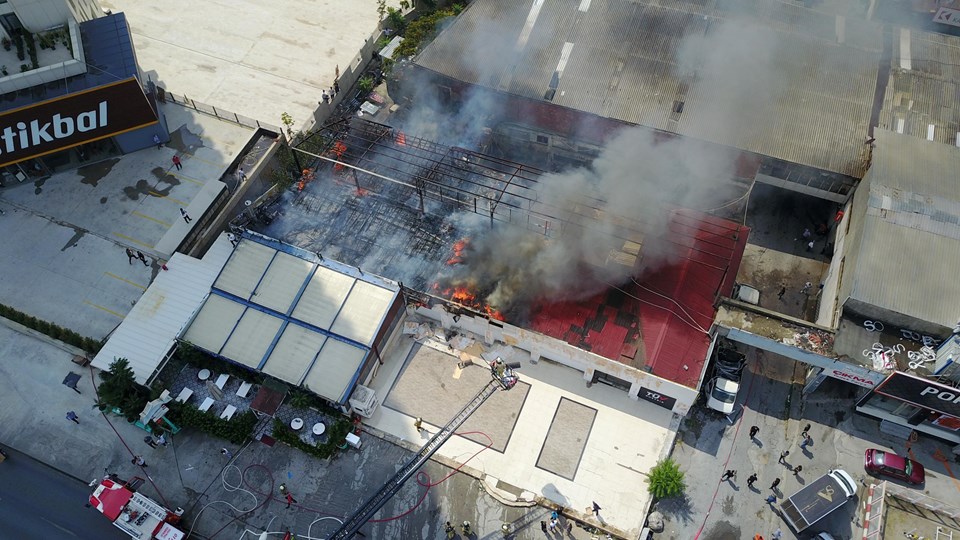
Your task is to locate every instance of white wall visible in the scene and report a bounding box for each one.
[413,305,700,415]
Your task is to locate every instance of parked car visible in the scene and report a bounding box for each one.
[864,448,925,485]
[732,283,760,305]
[705,377,740,414]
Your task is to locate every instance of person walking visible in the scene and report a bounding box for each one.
[221,447,232,459]
[153,134,162,149]
[721,469,737,481]
[801,424,811,438]
[801,281,812,294]
[66,411,80,424]
[591,501,601,516]
[172,155,182,171]
[770,478,780,491]
[136,250,149,266]
[772,528,783,539]
[802,228,812,240]
[777,285,786,300]
[156,433,167,447]
[333,80,340,95]
[800,435,811,450]
[228,232,239,247]
[143,435,158,448]
[765,494,777,505]
[236,168,247,182]
[540,521,547,532]
[131,455,147,467]
[747,473,758,488]
[792,465,803,476]
[125,248,136,265]
[285,492,298,509]
[749,425,759,439]
[806,240,815,252]
[778,450,789,464]
[180,208,192,223]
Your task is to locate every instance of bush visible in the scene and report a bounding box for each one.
[392,7,459,59]
[0,302,101,353]
[271,416,353,459]
[167,404,257,445]
[385,8,407,33]
[646,458,686,499]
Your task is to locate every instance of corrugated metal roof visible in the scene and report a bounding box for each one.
[415,0,881,177]
[844,129,960,328]
[92,236,234,384]
[302,340,368,403]
[878,29,960,148]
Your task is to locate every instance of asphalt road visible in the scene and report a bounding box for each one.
[0,446,126,539]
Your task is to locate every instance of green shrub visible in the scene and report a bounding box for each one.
[271,416,353,459]
[0,302,102,354]
[392,7,458,59]
[167,404,257,445]
[646,457,686,499]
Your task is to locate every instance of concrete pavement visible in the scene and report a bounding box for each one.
[653,348,960,540]
[0,321,618,539]
[0,102,252,339]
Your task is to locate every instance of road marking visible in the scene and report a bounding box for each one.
[170,173,203,186]
[185,153,219,166]
[148,191,188,206]
[83,300,124,318]
[132,211,172,226]
[105,272,147,291]
[113,232,153,248]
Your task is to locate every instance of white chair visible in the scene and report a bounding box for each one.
[236,381,253,398]
[199,397,215,412]
[174,387,194,404]
[215,374,229,390]
[220,404,237,421]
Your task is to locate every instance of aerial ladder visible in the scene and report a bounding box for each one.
[327,359,521,540]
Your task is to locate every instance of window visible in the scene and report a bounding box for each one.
[535,135,549,145]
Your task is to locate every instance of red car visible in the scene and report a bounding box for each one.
[864,449,925,485]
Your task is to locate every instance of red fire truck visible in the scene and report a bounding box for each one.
[89,476,185,540]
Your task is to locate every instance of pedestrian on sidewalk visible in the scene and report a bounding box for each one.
[747,473,758,488]
[180,208,192,223]
[591,501,601,516]
[156,433,167,447]
[125,248,136,265]
[802,228,812,240]
[778,450,789,464]
[540,521,547,532]
[221,447,232,459]
[765,494,777,505]
[777,285,786,300]
[285,492,297,509]
[136,250,149,266]
[172,155,182,171]
[333,80,340,95]
[548,518,556,531]
[721,469,737,481]
[772,527,783,539]
[801,424,811,438]
[66,411,80,424]
[770,478,780,491]
[153,134,162,150]
[749,425,759,439]
[143,436,158,448]
[228,232,239,247]
[131,455,147,467]
[792,465,803,476]
[806,240,815,252]
[414,417,424,433]
[800,435,811,450]
[801,281,812,294]
[236,167,247,182]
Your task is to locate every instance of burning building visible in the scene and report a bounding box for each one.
[260,117,749,414]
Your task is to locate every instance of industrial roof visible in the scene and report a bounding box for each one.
[92,237,234,384]
[842,129,960,329]
[530,209,749,388]
[182,237,400,404]
[414,0,881,178]
[878,28,960,148]
[0,13,141,113]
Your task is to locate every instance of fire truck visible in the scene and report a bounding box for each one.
[89,475,185,540]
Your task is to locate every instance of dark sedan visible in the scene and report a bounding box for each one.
[864,448,925,485]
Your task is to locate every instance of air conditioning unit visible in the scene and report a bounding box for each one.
[349,384,380,418]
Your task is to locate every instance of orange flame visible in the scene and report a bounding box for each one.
[446,238,470,265]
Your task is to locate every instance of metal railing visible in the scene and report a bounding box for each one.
[159,89,281,133]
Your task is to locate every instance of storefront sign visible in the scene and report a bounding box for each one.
[934,7,960,28]
[638,386,677,410]
[874,371,960,418]
[0,77,157,167]
[826,366,886,388]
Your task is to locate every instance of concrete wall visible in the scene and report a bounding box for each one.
[412,304,699,415]
[816,203,852,328]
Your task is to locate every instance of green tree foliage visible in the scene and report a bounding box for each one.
[385,7,407,33]
[392,7,459,59]
[646,457,686,499]
[98,358,150,421]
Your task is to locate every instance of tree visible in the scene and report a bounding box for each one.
[646,458,686,499]
[98,358,149,421]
